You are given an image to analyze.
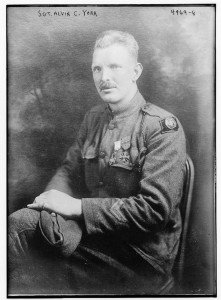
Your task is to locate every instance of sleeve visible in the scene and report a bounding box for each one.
[81,117,186,240]
[44,113,89,198]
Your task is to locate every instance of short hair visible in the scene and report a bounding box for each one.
[94,30,139,61]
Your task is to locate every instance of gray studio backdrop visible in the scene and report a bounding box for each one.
[7,5,215,295]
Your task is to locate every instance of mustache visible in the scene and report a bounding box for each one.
[99,82,117,91]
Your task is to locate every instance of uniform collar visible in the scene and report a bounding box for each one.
[105,90,146,120]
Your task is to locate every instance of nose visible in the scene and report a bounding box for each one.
[101,67,111,82]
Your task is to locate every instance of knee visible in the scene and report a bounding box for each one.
[9,208,40,236]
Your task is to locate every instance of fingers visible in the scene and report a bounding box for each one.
[29,191,54,213]
[27,202,51,213]
[27,203,43,211]
[30,191,55,213]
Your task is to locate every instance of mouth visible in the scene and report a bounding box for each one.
[99,82,117,92]
[101,87,115,92]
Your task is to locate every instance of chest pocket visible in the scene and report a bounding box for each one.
[109,138,148,172]
[109,148,133,170]
[109,137,140,171]
[107,138,141,197]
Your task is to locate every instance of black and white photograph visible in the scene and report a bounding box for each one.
[7,4,216,296]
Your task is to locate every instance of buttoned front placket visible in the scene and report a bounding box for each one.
[96,109,116,197]
[96,92,147,197]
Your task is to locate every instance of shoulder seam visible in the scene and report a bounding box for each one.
[141,102,174,119]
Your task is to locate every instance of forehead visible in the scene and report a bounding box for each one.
[92,44,134,65]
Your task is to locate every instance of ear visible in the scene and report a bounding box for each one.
[132,63,143,82]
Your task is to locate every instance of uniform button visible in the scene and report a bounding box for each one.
[99,151,106,158]
[99,181,104,187]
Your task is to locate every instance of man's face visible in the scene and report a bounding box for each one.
[92,44,137,105]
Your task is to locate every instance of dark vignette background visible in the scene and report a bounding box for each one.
[7,5,215,295]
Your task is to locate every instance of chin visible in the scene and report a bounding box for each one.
[100,94,119,104]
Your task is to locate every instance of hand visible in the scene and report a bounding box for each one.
[27,189,82,219]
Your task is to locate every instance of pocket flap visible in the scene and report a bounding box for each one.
[111,162,134,171]
[82,145,98,159]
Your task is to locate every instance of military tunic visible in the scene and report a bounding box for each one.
[45,91,186,281]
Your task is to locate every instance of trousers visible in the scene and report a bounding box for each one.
[8,208,167,295]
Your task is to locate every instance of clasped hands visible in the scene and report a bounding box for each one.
[27,189,82,219]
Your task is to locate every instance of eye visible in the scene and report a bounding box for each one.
[92,66,101,73]
[110,64,120,70]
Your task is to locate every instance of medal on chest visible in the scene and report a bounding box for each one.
[109,136,132,167]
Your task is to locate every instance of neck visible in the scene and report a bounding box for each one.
[109,85,138,113]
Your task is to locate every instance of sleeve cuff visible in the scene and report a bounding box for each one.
[82,198,101,235]
[82,197,125,236]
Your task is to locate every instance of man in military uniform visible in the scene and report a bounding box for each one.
[9,30,186,295]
